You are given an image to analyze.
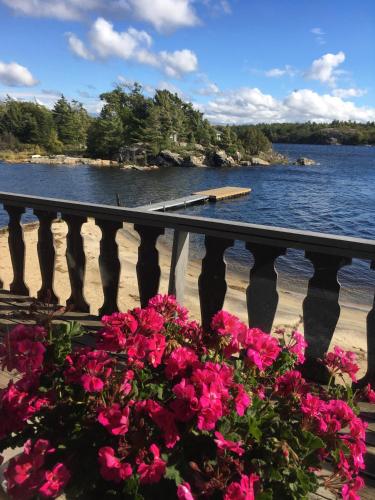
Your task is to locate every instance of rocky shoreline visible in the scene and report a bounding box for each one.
[1,148,316,169]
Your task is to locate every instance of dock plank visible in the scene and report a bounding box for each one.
[193,186,251,201]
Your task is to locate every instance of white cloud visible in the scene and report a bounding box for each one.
[2,0,200,31]
[1,0,99,21]
[305,51,345,86]
[201,0,232,15]
[265,65,296,78]
[332,87,367,98]
[159,50,198,78]
[67,33,94,60]
[68,18,198,78]
[310,27,326,45]
[200,87,375,124]
[120,0,199,32]
[0,61,38,87]
[195,82,220,95]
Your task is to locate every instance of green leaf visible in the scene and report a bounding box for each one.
[247,416,262,441]
[165,464,182,485]
[301,431,325,455]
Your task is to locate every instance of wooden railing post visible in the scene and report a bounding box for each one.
[134,225,165,307]
[246,243,286,333]
[355,260,375,388]
[168,230,189,304]
[95,219,122,316]
[302,252,351,382]
[34,210,58,303]
[198,235,234,330]
[4,205,29,295]
[62,214,89,312]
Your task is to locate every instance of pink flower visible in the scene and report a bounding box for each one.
[324,346,359,382]
[234,384,251,416]
[211,311,247,339]
[165,347,199,379]
[137,400,180,448]
[288,331,307,364]
[349,417,368,441]
[224,473,259,500]
[98,447,132,483]
[137,444,166,484]
[132,307,165,336]
[177,482,195,499]
[245,330,281,371]
[120,370,134,395]
[39,463,70,498]
[364,383,375,403]
[65,349,112,393]
[148,294,188,323]
[0,324,46,374]
[101,312,138,331]
[275,370,307,397]
[342,476,364,500]
[98,404,130,435]
[214,432,244,455]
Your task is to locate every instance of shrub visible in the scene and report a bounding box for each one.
[0,296,373,499]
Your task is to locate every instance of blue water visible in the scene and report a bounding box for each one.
[1,144,375,303]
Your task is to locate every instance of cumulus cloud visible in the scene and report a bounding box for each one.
[0,61,38,87]
[1,0,99,21]
[310,27,326,45]
[2,0,201,31]
[332,87,367,98]
[200,87,375,124]
[195,82,221,95]
[304,51,345,86]
[119,0,199,32]
[265,65,296,78]
[202,0,232,15]
[67,33,94,60]
[68,18,198,78]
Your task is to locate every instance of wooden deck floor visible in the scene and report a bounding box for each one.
[0,291,374,498]
[193,186,252,201]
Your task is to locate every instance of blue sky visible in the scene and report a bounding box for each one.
[0,0,374,123]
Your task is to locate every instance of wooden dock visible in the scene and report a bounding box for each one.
[193,186,251,201]
[136,186,251,212]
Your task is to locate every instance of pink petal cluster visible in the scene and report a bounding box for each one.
[224,472,259,500]
[64,348,112,392]
[214,431,244,455]
[148,294,188,323]
[4,439,70,499]
[98,403,130,435]
[275,370,307,397]
[324,346,359,382]
[136,444,166,484]
[288,331,308,364]
[245,329,281,371]
[0,324,46,373]
[98,447,132,483]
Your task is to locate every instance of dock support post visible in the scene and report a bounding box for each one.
[168,231,189,304]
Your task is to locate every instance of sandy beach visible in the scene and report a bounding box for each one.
[0,219,370,378]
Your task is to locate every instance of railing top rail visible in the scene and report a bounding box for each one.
[0,191,375,260]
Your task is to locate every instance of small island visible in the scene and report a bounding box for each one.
[1,84,373,170]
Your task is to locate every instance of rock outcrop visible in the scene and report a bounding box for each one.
[206,150,236,168]
[294,157,316,166]
[155,150,183,167]
[182,155,207,168]
[250,157,270,166]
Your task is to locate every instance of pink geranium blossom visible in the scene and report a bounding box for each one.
[275,370,307,397]
[288,331,308,364]
[165,347,199,379]
[137,444,166,484]
[177,482,195,500]
[98,447,132,483]
[39,463,70,498]
[224,473,259,500]
[324,346,359,382]
[214,432,244,455]
[245,329,281,371]
[98,403,130,435]
[0,324,46,373]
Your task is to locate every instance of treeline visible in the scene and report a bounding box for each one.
[251,121,375,145]
[0,96,92,154]
[0,84,270,160]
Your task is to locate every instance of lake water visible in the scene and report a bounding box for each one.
[0,144,375,304]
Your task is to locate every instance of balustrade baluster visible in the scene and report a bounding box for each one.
[198,236,234,330]
[62,214,89,312]
[4,205,29,295]
[95,219,122,316]
[246,243,286,332]
[355,260,375,388]
[134,225,165,307]
[168,230,189,304]
[302,252,351,382]
[34,210,58,303]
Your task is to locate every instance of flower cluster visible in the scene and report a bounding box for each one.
[4,439,70,499]
[0,294,373,500]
